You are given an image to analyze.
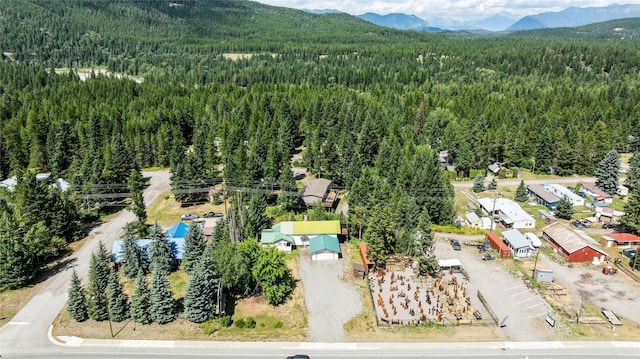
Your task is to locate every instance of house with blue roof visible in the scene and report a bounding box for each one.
[111,222,189,269]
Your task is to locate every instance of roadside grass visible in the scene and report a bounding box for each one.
[0,285,41,328]
[53,256,308,341]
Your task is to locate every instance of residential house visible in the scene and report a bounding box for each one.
[502,229,533,257]
[527,184,560,210]
[542,222,609,263]
[617,185,629,196]
[544,184,584,206]
[524,232,542,248]
[478,198,535,229]
[488,162,501,176]
[600,233,640,249]
[301,178,339,209]
[267,220,342,247]
[579,182,613,205]
[260,230,295,252]
[309,234,341,260]
[202,217,223,240]
[595,207,624,225]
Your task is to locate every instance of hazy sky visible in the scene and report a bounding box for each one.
[255,1,634,21]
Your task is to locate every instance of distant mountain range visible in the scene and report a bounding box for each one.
[332,4,640,32]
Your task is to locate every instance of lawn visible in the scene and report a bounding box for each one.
[145,190,226,227]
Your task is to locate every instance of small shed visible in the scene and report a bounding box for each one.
[534,268,553,283]
[524,232,542,248]
[309,235,341,260]
[438,258,462,271]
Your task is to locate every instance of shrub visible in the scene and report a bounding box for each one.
[273,320,283,329]
[245,317,256,328]
[199,320,221,334]
[218,315,233,327]
[234,318,245,328]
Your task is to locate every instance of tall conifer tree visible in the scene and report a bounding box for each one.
[66,269,88,322]
[130,269,152,325]
[106,268,129,322]
[150,269,176,324]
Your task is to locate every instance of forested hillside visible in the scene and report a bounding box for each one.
[1,0,640,288]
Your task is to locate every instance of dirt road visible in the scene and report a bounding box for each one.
[452,176,596,189]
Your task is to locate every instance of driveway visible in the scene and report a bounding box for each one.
[297,249,361,342]
[0,170,171,356]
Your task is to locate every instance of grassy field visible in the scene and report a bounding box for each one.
[145,190,226,227]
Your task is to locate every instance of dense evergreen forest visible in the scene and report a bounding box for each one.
[2,0,640,288]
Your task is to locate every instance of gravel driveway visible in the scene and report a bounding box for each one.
[297,249,361,342]
[434,238,553,341]
[537,253,640,324]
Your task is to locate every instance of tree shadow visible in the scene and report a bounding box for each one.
[33,256,78,285]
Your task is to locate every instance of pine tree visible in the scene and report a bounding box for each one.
[94,240,111,287]
[620,186,640,235]
[277,166,300,211]
[363,203,395,265]
[148,223,173,273]
[182,224,205,275]
[150,269,176,324]
[594,149,620,195]
[130,269,152,325]
[472,174,486,193]
[627,151,640,189]
[555,195,575,220]
[413,209,434,257]
[514,181,528,202]
[488,178,497,191]
[184,252,218,323]
[120,225,147,279]
[106,268,129,322]
[66,269,88,322]
[244,193,271,240]
[128,169,147,235]
[86,254,108,321]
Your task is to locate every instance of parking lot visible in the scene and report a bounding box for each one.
[435,236,553,341]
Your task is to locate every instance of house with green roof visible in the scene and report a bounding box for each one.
[270,220,341,246]
[260,230,295,252]
[309,234,341,260]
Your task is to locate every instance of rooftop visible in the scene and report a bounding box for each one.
[542,222,607,256]
[309,234,340,254]
[272,220,341,235]
[602,233,640,243]
[527,184,560,203]
[478,198,534,224]
[302,178,332,199]
[502,229,529,249]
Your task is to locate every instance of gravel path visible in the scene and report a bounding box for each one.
[297,249,361,342]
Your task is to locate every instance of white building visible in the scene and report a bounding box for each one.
[502,229,533,258]
[478,197,536,229]
[544,184,584,206]
[524,232,542,248]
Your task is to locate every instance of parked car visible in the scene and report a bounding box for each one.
[286,355,310,359]
[481,253,495,261]
[450,239,462,251]
[180,213,199,220]
[572,220,584,228]
[581,220,591,228]
[602,223,615,230]
[203,212,224,218]
[478,241,490,253]
[622,248,636,259]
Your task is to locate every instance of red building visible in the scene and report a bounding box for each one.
[600,233,640,249]
[542,222,609,263]
[486,233,511,259]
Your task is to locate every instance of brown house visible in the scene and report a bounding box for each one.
[301,178,338,209]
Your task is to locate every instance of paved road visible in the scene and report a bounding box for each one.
[0,170,171,357]
[12,339,640,358]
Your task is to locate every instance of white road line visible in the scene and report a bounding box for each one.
[7,321,29,325]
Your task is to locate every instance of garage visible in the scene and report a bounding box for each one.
[309,235,341,261]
